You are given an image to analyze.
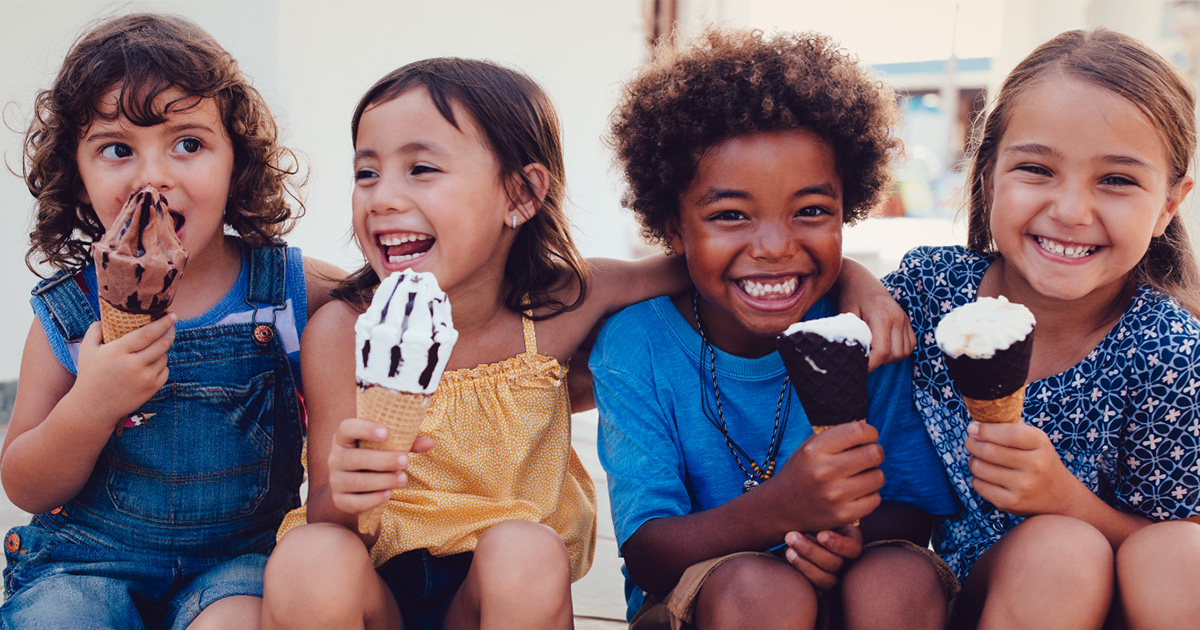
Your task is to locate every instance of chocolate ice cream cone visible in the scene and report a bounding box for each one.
[778,329,869,429]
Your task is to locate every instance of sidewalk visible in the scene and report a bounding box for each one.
[0,413,631,628]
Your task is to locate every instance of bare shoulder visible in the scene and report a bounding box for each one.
[302,256,348,317]
[302,299,358,348]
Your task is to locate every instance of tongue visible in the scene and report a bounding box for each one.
[386,239,433,258]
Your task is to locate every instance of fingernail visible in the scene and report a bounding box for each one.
[817,531,830,545]
[967,422,979,436]
[785,532,796,545]
[375,428,386,439]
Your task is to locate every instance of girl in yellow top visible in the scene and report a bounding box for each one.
[261,57,909,630]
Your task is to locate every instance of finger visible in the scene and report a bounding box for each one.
[80,321,104,350]
[809,421,880,453]
[783,545,838,591]
[116,313,179,351]
[334,418,389,448]
[785,532,845,574]
[330,468,405,495]
[332,447,409,475]
[971,475,1014,507]
[815,527,863,560]
[332,488,393,515]
[965,436,1024,470]
[410,436,436,454]
[968,421,1039,450]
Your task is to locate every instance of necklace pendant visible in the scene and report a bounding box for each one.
[742,479,760,493]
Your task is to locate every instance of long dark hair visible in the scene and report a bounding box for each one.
[965,28,1200,316]
[334,57,588,319]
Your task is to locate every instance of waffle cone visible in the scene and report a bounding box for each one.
[810,418,866,435]
[355,385,432,536]
[962,387,1025,424]
[99,298,155,343]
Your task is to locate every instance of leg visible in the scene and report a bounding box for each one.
[952,514,1112,630]
[444,520,573,630]
[841,545,949,630]
[185,596,260,630]
[261,523,402,630]
[1115,520,1200,630]
[0,573,145,629]
[693,554,817,630]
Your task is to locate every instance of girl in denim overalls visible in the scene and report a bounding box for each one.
[1,14,340,630]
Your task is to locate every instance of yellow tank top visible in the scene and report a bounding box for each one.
[278,315,596,581]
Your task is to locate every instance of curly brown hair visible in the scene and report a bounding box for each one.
[966,28,1200,317]
[23,12,303,275]
[333,57,589,320]
[609,28,901,248]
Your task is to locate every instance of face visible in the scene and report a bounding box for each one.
[352,87,516,295]
[989,77,1192,306]
[76,88,235,263]
[666,128,844,357]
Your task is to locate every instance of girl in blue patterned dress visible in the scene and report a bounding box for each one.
[884,28,1200,630]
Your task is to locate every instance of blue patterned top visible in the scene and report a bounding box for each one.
[883,245,1200,580]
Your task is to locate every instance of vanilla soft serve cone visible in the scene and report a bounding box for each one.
[936,296,1035,424]
[777,313,872,434]
[354,270,457,536]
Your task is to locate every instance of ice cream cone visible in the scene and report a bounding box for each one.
[98,298,155,343]
[355,385,432,536]
[810,418,866,435]
[962,388,1025,424]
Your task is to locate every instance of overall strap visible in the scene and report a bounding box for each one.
[30,269,96,342]
[246,242,287,306]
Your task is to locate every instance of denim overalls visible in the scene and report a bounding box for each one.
[2,244,305,630]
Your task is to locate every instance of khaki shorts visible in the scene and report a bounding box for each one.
[628,541,959,630]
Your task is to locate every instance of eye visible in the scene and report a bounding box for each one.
[1015,164,1052,177]
[411,164,440,176]
[354,168,379,182]
[1100,174,1137,187]
[706,210,746,222]
[174,137,202,154]
[796,205,831,218]
[99,144,132,159]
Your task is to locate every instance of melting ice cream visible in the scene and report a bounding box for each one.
[355,270,457,395]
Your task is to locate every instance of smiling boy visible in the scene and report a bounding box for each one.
[591,29,960,630]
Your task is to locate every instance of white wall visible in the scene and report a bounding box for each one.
[0,0,650,381]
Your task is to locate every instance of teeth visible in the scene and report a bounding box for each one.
[739,277,798,299]
[387,252,424,263]
[378,233,432,246]
[1037,236,1096,258]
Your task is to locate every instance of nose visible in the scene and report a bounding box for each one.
[749,220,798,261]
[1047,178,1095,226]
[135,152,175,193]
[367,176,414,216]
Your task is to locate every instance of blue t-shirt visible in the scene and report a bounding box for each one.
[884,245,1200,580]
[591,295,958,618]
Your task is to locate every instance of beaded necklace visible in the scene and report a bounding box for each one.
[693,293,791,492]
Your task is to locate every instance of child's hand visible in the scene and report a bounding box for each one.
[835,259,915,371]
[965,421,1085,517]
[769,421,884,532]
[68,316,175,428]
[782,525,863,592]
[326,417,434,515]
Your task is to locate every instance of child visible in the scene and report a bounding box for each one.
[592,28,960,630]
[259,55,913,630]
[883,28,1200,629]
[2,13,340,629]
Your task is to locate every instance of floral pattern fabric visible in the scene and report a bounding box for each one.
[883,245,1200,579]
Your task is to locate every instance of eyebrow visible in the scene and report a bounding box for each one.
[81,122,220,144]
[695,182,840,206]
[1004,142,1155,171]
[354,141,447,162]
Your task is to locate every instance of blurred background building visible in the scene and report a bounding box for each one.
[2,0,1198,384]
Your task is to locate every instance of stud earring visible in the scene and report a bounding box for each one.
[511,215,517,231]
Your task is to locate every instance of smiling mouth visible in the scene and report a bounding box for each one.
[379,233,434,263]
[1035,236,1097,259]
[736,277,799,299]
[169,211,185,234]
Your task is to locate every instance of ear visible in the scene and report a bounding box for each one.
[507,163,551,228]
[1154,175,1194,237]
[663,216,686,256]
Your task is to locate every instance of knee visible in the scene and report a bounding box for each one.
[1006,514,1112,578]
[1118,520,1200,583]
[697,555,816,628]
[843,546,948,625]
[473,520,571,593]
[263,524,374,612]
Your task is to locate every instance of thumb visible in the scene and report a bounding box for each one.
[81,321,105,349]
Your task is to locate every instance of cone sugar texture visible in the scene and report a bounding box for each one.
[778,331,868,428]
[963,389,1025,424]
[99,298,154,343]
[356,386,432,536]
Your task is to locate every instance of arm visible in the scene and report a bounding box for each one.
[835,257,915,371]
[302,256,347,319]
[1,315,175,512]
[298,301,431,548]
